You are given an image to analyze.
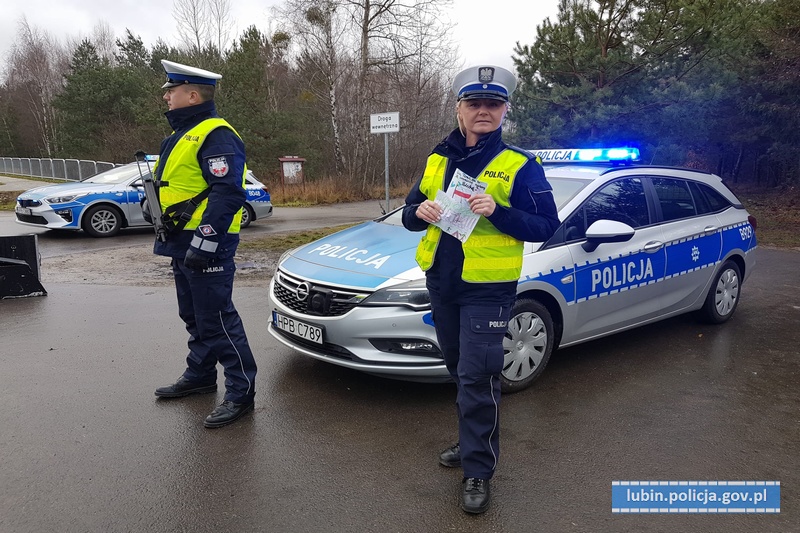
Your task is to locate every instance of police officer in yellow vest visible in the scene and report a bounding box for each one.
[153,60,258,429]
[402,65,560,513]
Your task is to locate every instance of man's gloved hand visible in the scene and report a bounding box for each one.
[184,249,210,270]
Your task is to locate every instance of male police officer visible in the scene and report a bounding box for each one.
[153,60,258,429]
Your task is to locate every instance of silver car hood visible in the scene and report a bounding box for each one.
[279,220,424,290]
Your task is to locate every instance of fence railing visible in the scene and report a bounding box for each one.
[0,157,118,182]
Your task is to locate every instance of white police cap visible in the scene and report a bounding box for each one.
[453,65,517,102]
[161,59,222,89]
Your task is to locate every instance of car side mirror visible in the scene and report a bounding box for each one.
[582,220,635,253]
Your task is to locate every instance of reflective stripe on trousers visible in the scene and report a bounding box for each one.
[172,257,257,403]
[429,286,510,480]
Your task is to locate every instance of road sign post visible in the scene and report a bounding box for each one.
[370,112,400,212]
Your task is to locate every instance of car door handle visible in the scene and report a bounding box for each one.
[643,241,664,253]
[703,225,719,235]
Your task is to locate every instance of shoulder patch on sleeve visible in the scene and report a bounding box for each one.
[198,224,217,236]
[208,156,229,177]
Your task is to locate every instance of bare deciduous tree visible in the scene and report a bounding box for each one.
[283,0,349,173]
[173,0,234,56]
[91,21,117,64]
[173,0,209,53]
[278,0,455,184]
[64,21,118,66]
[208,0,234,54]
[5,17,69,157]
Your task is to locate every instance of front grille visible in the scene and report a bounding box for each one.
[18,199,42,208]
[273,270,368,317]
[15,214,48,225]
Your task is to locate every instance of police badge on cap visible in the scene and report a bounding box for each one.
[161,59,223,89]
[452,65,517,102]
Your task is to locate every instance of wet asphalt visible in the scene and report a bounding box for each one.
[1,232,798,531]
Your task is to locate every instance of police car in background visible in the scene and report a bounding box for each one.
[267,148,757,392]
[15,161,272,237]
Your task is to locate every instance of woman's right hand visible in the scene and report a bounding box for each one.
[416,200,442,223]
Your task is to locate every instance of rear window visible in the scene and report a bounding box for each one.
[689,181,732,213]
[652,177,733,220]
[652,177,696,221]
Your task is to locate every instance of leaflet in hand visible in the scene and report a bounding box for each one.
[431,169,486,243]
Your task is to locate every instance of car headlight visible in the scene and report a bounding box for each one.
[45,193,87,204]
[360,278,430,310]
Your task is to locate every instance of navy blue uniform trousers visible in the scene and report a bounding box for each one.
[429,283,512,480]
[172,257,257,404]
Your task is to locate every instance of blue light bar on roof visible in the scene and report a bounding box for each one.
[532,147,640,163]
[144,154,158,162]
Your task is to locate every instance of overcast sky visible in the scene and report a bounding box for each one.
[1,0,560,75]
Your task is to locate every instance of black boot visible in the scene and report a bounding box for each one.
[155,376,217,398]
[461,477,490,514]
[439,442,461,467]
[204,400,254,428]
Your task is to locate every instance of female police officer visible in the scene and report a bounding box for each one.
[402,65,560,514]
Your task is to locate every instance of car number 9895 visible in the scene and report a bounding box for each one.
[273,311,323,344]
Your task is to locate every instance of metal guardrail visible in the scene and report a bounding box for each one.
[0,157,117,182]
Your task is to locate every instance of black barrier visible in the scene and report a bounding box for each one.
[0,235,46,298]
[0,234,41,280]
[0,258,47,298]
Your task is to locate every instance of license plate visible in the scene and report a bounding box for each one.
[273,311,323,344]
[15,206,32,216]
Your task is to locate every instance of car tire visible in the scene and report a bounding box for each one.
[501,298,555,393]
[698,260,741,324]
[240,204,254,229]
[82,204,122,238]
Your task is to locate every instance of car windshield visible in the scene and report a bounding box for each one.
[383,177,590,227]
[547,177,590,208]
[83,164,144,184]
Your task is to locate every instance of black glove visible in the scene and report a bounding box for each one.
[184,249,210,270]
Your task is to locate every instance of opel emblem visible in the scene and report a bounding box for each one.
[295,281,311,302]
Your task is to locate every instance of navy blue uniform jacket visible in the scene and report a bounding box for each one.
[402,127,561,304]
[154,100,247,260]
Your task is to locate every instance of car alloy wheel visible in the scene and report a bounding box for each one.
[82,205,122,237]
[700,260,741,324]
[501,298,555,393]
[240,205,254,228]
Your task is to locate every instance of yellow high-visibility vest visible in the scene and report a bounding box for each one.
[155,118,245,233]
[415,149,530,282]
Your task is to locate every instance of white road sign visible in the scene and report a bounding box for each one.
[370,112,400,134]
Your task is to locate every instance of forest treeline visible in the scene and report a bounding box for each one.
[1,0,797,190]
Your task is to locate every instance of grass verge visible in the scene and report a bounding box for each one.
[0,191,17,210]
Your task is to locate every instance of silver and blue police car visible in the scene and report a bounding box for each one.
[267,148,757,392]
[15,162,273,237]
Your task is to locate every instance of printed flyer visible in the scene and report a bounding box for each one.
[431,169,486,243]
